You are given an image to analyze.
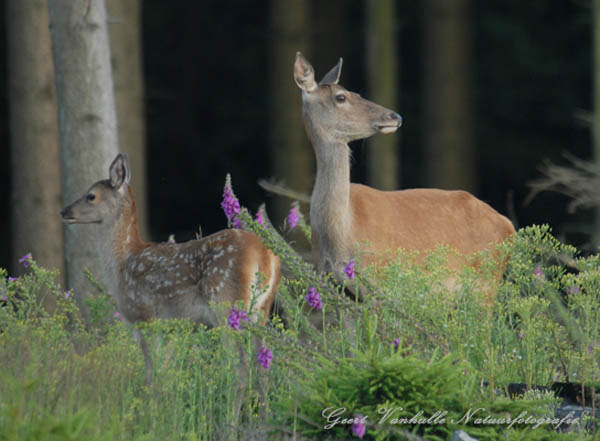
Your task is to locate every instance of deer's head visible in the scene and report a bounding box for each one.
[61,153,132,226]
[294,52,402,144]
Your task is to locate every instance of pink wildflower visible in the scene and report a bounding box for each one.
[228,307,249,330]
[352,415,366,439]
[232,217,243,229]
[19,253,32,268]
[287,205,300,230]
[305,286,322,311]
[221,175,240,223]
[257,347,273,370]
[344,260,355,280]
[255,208,265,227]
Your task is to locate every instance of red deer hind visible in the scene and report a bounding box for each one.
[293,52,514,285]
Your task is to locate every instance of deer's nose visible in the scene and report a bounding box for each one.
[388,112,402,126]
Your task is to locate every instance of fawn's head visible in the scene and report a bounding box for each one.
[61,153,132,226]
[294,52,402,144]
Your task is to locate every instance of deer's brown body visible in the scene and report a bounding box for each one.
[294,53,514,280]
[109,221,278,327]
[347,185,513,264]
[61,154,280,328]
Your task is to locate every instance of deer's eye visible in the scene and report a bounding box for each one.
[86,193,96,202]
[335,94,347,103]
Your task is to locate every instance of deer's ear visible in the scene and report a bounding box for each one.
[294,52,317,92]
[319,58,343,85]
[109,153,130,189]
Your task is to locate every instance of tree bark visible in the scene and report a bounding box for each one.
[48,0,119,307]
[423,0,476,192]
[366,0,400,190]
[7,0,64,310]
[310,0,345,76]
[269,0,313,223]
[593,0,600,246]
[106,0,148,240]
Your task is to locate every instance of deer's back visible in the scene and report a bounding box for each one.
[118,229,279,326]
[350,184,514,265]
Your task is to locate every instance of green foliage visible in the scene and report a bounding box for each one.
[0,257,271,441]
[1,220,599,440]
[280,346,577,441]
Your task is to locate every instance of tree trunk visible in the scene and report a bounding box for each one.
[269,0,312,223]
[48,0,119,308]
[106,0,148,240]
[593,0,600,246]
[366,0,400,190]
[310,0,345,76]
[7,0,64,310]
[423,0,476,192]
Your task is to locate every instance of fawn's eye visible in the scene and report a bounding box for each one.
[86,193,96,202]
[335,94,347,103]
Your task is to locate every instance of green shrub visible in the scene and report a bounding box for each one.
[275,333,581,440]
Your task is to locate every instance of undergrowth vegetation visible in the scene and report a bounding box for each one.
[1,183,599,440]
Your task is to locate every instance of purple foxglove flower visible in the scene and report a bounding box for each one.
[257,346,273,370]
[64,290,72,300]
[8,277,17,283]
[305,286,322,311]
[255,208,265,227]
[113,311,123,321]
[352,415,366,439]
[568,285,580,295]
[227,307,249,331]
[344,260,355,280]
[19,253,32,268]
[232,217,243,229]
[534,266,543,279]
[393,338,401,350]
[221,175,241,222]
[287,206,300,230]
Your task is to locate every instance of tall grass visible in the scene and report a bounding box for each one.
[0,208,599,440]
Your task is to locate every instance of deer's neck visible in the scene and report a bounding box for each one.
[310,138,353,270]
[97,187,149,299]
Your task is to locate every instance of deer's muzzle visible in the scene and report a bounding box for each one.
[374,111,402,134]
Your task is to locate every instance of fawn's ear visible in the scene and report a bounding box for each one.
[109,153,131,189]
[294,52,317,92]
[319,58,343,85]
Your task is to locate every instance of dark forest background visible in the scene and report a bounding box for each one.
[0,0,595,283]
